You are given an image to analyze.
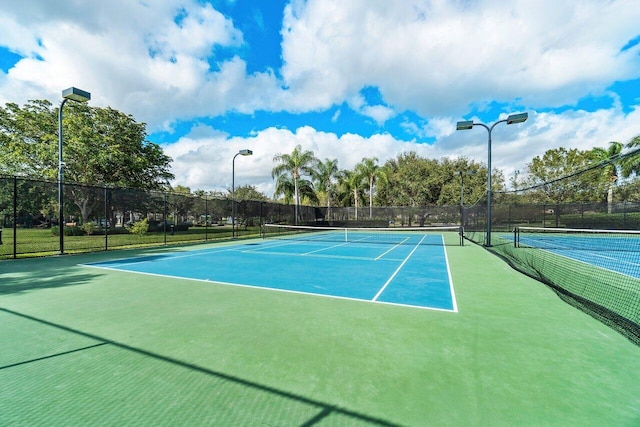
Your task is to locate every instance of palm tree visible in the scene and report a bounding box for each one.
[592,141,623,213]
[312,158,340,219]
[337,169,367,220]
[272,144,319,223]
[273,174,318,204]
[355,157,387,219]
[621,135,640,177]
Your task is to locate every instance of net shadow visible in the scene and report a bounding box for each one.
[0,307,403,426]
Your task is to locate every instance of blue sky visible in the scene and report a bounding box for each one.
[0,0,639,194]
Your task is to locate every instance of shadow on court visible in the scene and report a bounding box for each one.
[0,307,402,426]
[0,260,100,296]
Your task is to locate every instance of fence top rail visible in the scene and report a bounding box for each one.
[516,226,640,235]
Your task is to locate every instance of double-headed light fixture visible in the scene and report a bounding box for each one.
[456,112,528,246]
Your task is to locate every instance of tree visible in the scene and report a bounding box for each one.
[231,185,269,202]
[272,144,319,223]
[524,147,606,203]
[375,152,493,207]
[167,185,194,223]
[312,158,340,217]
[355,157,387,219]
[63,104,173,189]
[591,141,624,213]
[337,169,367,220]
[620,134,640,177]
[0,100,174,224]
[273,175,318,205]
[0,100,58,175]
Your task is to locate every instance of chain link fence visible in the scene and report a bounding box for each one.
[2,174,640,259]
[0,175,321,259]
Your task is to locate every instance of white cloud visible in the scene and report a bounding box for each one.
[0,0,280,130]
[281,0,640,115]
[360,105,395,126]
[345,92,395,125]
[1,0,638,128]
[442,106,640,182]
[165,106,640,195]
[0,0,639,196]
[165,124,419,195]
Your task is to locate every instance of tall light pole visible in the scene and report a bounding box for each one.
[456,112,528,246]
[59,87,91,254]
[232,149,253,239]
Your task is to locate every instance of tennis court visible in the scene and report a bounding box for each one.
[513,227,640,279]
[83,227,459,311]
[1,230,639,425]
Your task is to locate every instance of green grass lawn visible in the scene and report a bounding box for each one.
[0,226,262,258]
[0,240,638,426]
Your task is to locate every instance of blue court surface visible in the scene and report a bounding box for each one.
[513,234,640,279]
[83,235,458,312]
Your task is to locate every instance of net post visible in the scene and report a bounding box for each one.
[514,226,518,248]
[460,226,464,246]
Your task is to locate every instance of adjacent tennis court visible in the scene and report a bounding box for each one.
[513,227,640,279]
[83,226,460,311]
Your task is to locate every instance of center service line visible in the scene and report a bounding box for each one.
[372,234,427,301]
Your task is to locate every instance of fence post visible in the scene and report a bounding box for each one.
[260,201,264,227]
[205,195,209,241]
[104,186,108,251]
[163,193,168,245]
[13,176,17,259]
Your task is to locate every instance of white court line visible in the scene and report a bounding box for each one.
[81,264,456,312]
[79,246,240,268]
[302,241,351,255]
[442,234,459,313]
[241,238,337,253]
[519,236,640,277]
[241,249,397,262]
[540,248,640,282]
[375,237,410,260]
[372,234,427,301]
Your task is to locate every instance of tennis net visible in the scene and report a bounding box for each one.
[506,226,640,345]
[514,226,640,251]
[262,224,464,246]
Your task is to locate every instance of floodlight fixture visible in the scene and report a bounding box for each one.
[506,112,528,125]
[62,87,91,103]
[238,149,253,156]
[456,120,474,130]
